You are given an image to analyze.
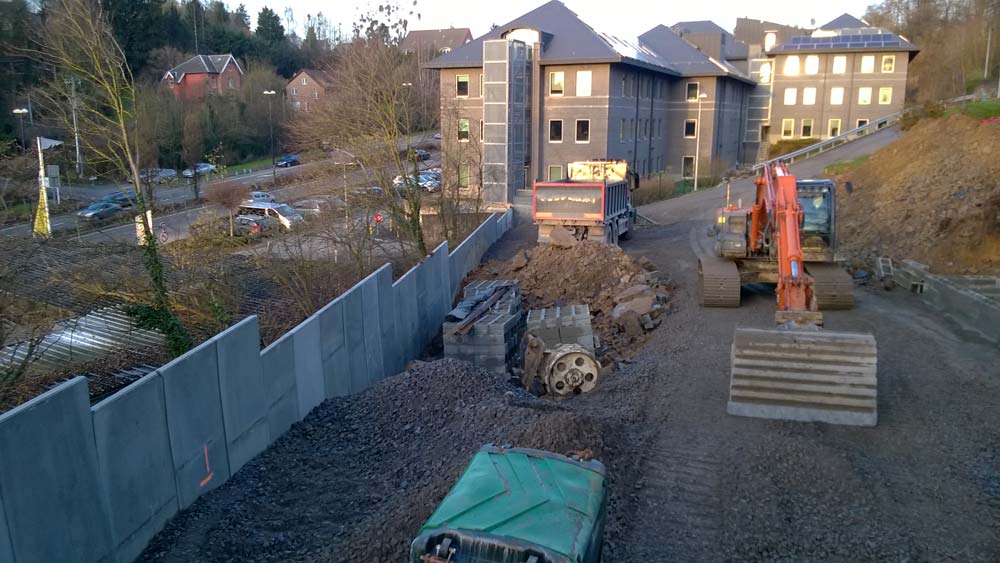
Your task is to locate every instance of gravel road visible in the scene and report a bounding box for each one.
[139,128,999,561]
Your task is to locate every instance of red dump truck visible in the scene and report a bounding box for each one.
[532,160,639,245]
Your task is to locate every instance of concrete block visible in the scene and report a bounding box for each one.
[342,285,369,393]
[0,378,113,563]
[292,316,325,419]
[376,265,402,377]
[260,332,298,437]
[360,273,385,386]
[216,317,270,473]
[317,295,351,398]
[91,372,178,563]
[160,338,231,509]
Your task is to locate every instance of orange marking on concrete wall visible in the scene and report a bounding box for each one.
[199,444,214,487]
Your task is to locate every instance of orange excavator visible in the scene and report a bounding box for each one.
[702,163,878,426]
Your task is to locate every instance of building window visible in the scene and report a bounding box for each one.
[858,87,872,105]
[759,62,772,84]
[882,55,896,73]
[440,47,452,54]
[458,163,471,188]
[784,55,800,76]
[458,118,470,142]
[575,119,590,143]
[830,87,844,105]
[403,49,414,55]
[658,118,663,138]
[548,119,563,142]
[861,55,875,73]
[803,87,816,105]
[576,70,592,96]
[620,119,626,142]
[832,55,847,74]
[621,76,627,97]
[781,118,794,139]
[784,87,797,105]
[878,87,893,105]
[456,75,469,97]
[479,74,483,97]
[227,78,235,89]
[686,82,699,101]
[684,119,697,138]
[301,77,307,85]
[312,91,319,99]
[805,55,819,75]
[764,32,777,52]
[801,118,814,138]
[828,118,841,137]
[480,119,484,141]
[547,165,562,181]
[549,71,564,95]
[682,156,695,178]
[629,119,634,140]
[290,88,298,95]
[857,118,869,129]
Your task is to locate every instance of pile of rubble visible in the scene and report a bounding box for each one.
[468,236,669,361]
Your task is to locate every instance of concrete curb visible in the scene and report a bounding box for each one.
[894,260,1000,344]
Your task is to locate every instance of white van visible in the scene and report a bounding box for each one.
[237,202,304,231]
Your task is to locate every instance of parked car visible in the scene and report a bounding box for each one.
[236,202,304,230]
[182,162,217,177]
[245,190,276,204]
[432,132,442,140]
[413,149,431,161]
[293,197,342,219]
[77,202,124,222]
[155,168,178,183]
[98,191,134,208]
[275,154,300,168]
[233,215,276,237]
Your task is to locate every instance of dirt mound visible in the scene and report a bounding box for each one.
[141,359,605,563]
[468,240,669,359]
[837,114,1000,274]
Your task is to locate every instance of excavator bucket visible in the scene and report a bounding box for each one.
[728,328,878,426]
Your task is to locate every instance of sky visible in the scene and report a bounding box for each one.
[239,0,875,40]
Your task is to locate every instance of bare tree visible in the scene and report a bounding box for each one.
[31,0,191,355]
[205,182,246,236]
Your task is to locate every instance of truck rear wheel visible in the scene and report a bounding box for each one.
[619,215,634,241]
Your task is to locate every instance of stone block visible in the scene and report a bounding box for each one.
[91,372,178,563]
[160,338,231,509]
[216,317,270,473]
[0,378,113,563]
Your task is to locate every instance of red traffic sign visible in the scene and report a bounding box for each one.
[374,212,384,224]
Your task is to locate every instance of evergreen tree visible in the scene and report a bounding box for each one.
[255,7,285,44]
[101,0,165,71]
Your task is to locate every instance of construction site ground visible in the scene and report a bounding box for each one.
[140,128,1000,562]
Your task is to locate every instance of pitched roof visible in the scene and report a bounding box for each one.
[638,25,753,83]
[424,1,678,75]
[671,21,749,61]
[820,14,869,30]
[400,28,473,53]
[672,21,728,35]
[294,69,335,88]
[770,29,919,55]
[163,54,242,83]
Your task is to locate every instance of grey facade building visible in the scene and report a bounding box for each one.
[425,1,754,203]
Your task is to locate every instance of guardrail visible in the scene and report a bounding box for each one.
[754,111,902,170]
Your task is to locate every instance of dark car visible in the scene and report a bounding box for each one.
[98,191,134,208]
[413,149,431,161]
[275,154,300,168]
[233,215,275,237]
[78,202,124,222]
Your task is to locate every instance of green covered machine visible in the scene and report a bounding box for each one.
[409,445,607,563]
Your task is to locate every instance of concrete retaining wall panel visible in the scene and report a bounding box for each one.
[160,338,231,509]
[432,242,452,323]
[260,333,298,438]
[342,285,368,393]
[317,297,351,398]
[375,265,401,377]
[216,317,270,473]
[91,372,178,563]
[360,272,385,385]
[0,378,113,563]
[393,268,420,366]
[0,488,11,563]
[291,318,324,418]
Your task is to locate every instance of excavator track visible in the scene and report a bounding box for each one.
[806,263,855,310]
[728,328,878,426]
[699,257,740,308]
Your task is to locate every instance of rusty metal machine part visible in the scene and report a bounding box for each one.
[542,344,600,396]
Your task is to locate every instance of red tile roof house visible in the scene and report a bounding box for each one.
[162,54,244,101]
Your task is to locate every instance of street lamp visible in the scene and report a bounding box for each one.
[263,90,277,186]
[692,92,708,192]
[12,108,28,152]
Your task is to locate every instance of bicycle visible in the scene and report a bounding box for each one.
[157,224,171,243]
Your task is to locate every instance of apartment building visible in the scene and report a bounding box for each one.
[425,1,754,204]
[756,14,919,145]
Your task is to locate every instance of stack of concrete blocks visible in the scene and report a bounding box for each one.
[526,305,596,353]
[443,280,525,376]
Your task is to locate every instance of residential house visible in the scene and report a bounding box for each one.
[761,14,918,146]
[424,1,754,204]
[286,69,334,112]
[162,54,243,101]
[401,28,473,56]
